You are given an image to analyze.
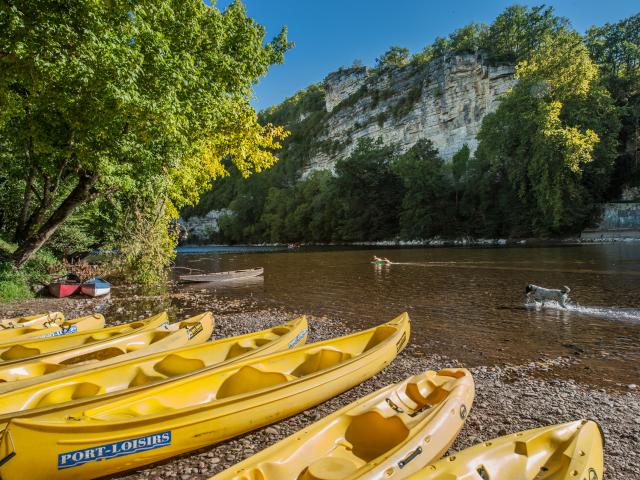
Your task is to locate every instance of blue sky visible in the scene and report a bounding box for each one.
[215,1,639,111]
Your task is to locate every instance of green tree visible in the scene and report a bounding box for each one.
[481,5,569,62]
[376,46,410,69]
[474,27,618,235]
[334,139,403,241]
[449,23,488,53]
[0,0,289,268]
[392,139,453,238]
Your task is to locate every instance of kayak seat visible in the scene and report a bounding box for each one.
[225,340,262,360]
[291,349,352,377]
[129,368,165,387]
[60,347,127,365]
[0,362,67,383]
[153,354,206,377]
[216,366,295,400]
[84,331,128,343]
[34,382,102,407]
[345,411,409,462]
[0,345,41,361]
[363,326,398,351]
[271,327,291,336]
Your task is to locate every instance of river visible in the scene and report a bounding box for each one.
[172,243,640,389]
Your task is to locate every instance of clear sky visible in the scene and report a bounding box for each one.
[215,1,639,111]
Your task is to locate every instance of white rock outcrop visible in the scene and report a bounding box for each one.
[304,52,516,176]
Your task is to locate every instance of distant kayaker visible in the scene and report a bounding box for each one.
[371,256,392,265]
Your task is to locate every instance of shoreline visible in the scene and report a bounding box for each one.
[1,298,638,479]
[177,235,640,250]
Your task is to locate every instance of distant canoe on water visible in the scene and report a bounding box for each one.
[179,267,264,283]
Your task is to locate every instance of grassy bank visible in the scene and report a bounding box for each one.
[0,239,62,303]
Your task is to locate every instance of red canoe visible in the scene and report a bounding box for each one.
[48,274,82,298]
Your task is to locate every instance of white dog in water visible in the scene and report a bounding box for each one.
[525,284,571,308]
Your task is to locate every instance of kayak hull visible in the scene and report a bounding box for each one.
[214,368,475,480]
[0,316,306,419]
[80,277,111,297]
[0,314,105,346]
[179,267,264,283]
[49,283,81,298]
[0,312,64,330]
[0,312,213,394]
[0,314,409,480]
[406,420,604,480]
[0,314,157,364]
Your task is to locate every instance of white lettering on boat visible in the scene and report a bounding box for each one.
[288,329,307,349]
[57,431,171,469]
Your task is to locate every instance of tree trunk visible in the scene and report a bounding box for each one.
[12,173,98,267]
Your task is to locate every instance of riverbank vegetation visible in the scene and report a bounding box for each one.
[0,0,289,297]
[186,7,639,244]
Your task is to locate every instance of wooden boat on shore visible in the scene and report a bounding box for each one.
[80,277,111,297]
[0,312,64,330]
[406,420,603,480]
[214,368,474,480]
[179,267,263,283]
[48,274,82,298]
[0,312,213,393]
[0,313,161,362]
[0,314,104,345]
[0,313,409,479]
[0,316,306,418]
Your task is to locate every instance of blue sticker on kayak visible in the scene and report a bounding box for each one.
[57,431,171,469]
[288,329,307,349]
[38,325,77,338]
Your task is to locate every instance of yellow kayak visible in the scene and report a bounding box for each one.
[0,313,165,363]
[0,312,213,394]
[406,420,604,480]
[0,315,306,416]
[0,312,64,330]
[214,368,474,480]
[0,313,104,345]
[0,313,409,480]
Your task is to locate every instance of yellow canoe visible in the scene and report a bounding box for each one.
[0,312,64,330]
[0,313,104,345]
[0,313,409,480]
[0,312,213,395]
[0,315,306,417]
[0,313,165,363]
[407,420,604,480]
[214,368,474,480]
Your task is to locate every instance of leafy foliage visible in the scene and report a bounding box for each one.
[376,46,410,68]
[0,0,289,277]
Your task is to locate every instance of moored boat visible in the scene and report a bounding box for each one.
[213,368,475,480]
[0,312,64,330]
[48,274,82,298]
[179,267,264,283]
[0,316,307,418]
[0,313,409,480]
[80,277,111,297]
[0,312,213,393]
[0,313,163,363]
[405,420,603,480]
[0,314,105,345]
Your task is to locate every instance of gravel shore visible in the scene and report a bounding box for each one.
[1,297,638,479]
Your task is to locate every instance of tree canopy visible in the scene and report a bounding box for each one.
[0,0,289,268]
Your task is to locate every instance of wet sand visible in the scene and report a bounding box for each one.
[1,296,638,479]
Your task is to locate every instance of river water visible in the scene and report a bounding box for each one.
[172,243,640,389]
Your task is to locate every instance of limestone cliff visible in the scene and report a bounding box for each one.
[303,52,516,176]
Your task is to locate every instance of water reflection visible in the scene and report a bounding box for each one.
[169,243,640,388]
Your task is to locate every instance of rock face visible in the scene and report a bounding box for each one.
[305,53,516,176]
[581,203,640,240]
[179,209,231,243]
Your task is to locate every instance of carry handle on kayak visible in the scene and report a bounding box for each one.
[0,427,16,467]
